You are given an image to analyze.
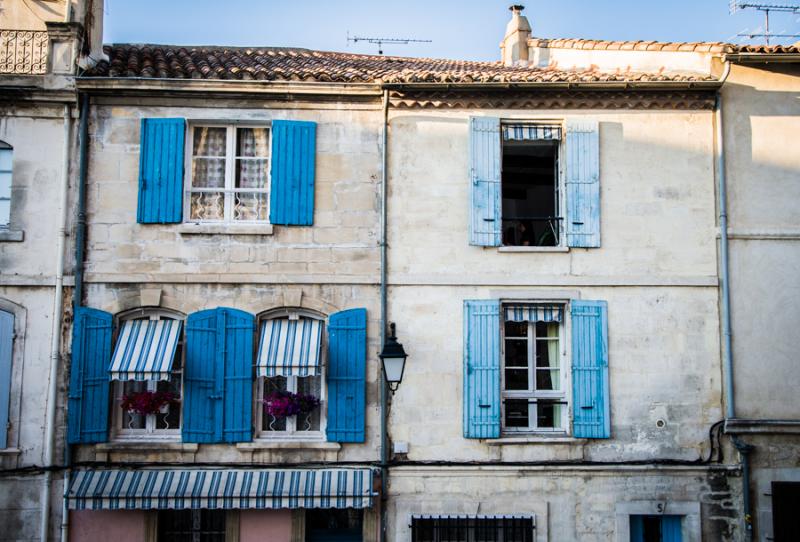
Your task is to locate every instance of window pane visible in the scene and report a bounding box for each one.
[192,127,226,156]
[120,381,147,429]
[233,192,268,221]
[504,399,529,428]
[504,339,527,367]
[236,128,269,157]
[505,368,529,391]
[192,158,226,188]
[0,171,11,198]
[536,321,559,338]
[235,159,268,189]
[0,200,9,227]
[535,368,559,391]
[263,377,287,431]
[190,192,224,221]
[155,376,181,430]
[297,376,321,432]
[537,400,562,430]
[504,321,527,338]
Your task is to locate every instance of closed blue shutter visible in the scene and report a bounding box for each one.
[137,118,185,224]
[0,310,13,448]
[630,516,644,542]
[269,120,316,225]
[221,308,255,443]
[565,119,600,248]
[469,117,502,247]
[661,516,683,542]
[571,299,610,438]
[67,307,112,444]
[184,309,223,443]
[463,300,501,439]
[326,308,366,442]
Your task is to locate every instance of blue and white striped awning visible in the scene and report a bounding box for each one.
[66,468,375,510]
[256,318,322,377]
[504,305,563,323]
[108,320,182,381]
[502,124,562,141]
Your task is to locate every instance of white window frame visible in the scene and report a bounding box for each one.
[111,308,185,441]
[254,308,327,441]
[0,142,13,229]
[500,302,570,435]
[499,121,566,248]
[183,123,271,225]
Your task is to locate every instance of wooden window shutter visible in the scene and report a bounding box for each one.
[463,299,501,439]
[326,308,367,442]
[0,310,13,448]
[570,299,610,438]
[565,119,601,248]
[269,120,317,226]
[67,307,113,444]
[137,118,185,224]
[468,117,502,247]
[183,308,223,443]
[220,308,255,443]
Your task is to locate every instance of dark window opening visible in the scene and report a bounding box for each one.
[306,509,363,542]
[773,481,800,541]
[630,515,682,542]
[411,516,534,542]
[502,139,559,247]
[157,510,226,542]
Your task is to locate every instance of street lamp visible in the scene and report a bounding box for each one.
[379,323,408,393]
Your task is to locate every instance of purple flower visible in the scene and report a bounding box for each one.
[263,391,320,420]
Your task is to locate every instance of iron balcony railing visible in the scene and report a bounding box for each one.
[1,29,48,75]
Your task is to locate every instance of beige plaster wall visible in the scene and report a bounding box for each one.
[0,0,69,30]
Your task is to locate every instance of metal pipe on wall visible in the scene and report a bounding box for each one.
[379,88,389,542]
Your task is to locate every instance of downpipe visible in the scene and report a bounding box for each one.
[379,88,389,542]
[733,437,754,541]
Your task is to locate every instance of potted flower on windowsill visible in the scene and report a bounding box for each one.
[121,390,177,417]
[263,391,320,421]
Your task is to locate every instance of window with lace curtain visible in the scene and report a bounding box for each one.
[186,125,270,223]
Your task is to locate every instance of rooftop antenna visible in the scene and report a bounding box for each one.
[729,1,800,44]
[346,31,432,55]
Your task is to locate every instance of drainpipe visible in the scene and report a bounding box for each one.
[40,103,72,542]
[733,437,755,541]
[379,88,389,542]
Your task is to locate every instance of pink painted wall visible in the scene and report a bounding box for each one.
[240,509,292,542]
[70,510,147,542]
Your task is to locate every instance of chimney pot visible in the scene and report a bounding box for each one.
[501,5,531,66]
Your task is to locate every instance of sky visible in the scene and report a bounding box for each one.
[103,0,800,61]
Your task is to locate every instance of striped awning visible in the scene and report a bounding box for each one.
[108,320,182,381]
[502,124,562,141]
[504,305,563,323]
[66,468,375,510]
[256,318,322,377]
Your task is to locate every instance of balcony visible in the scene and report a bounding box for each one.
[0,30,49,75]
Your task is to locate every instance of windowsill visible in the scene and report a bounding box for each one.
[497,246,568,253]
[178,223,274,236]
[487,436,587,445]
[98,441,198,452]
[0,230,24,242]
[238,441,341,451]
[0,448,22,455]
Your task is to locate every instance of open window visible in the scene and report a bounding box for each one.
[0,141,13,228]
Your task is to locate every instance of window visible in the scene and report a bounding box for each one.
[772,482,800,541]
[0,308,14,449]
[112,309,183,439]
[306,509,363,542]
[629,515,682,542]
[255,310,326,439]
[411,515,535,542]
[157,510,226,542]
[0,141,12,228]
[501,126,561,247]
[187,125,270,223]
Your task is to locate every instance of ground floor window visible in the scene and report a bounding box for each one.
[773,481,800,541]
[157,510,226,542]
[306,509,363,542]
[630,515,682,542]
[411,515,534,542]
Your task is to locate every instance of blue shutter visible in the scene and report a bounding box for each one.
[67,307,112,444]
[469,117,502,247]
[269,120,316,225]
[0,310,14,448]
[220,308,255,443]
[463,300,501,439]
[565,119,600,248]
[630,516,644,542]
[184,309,223,443]
[137,118,185,224]
[661,516,683,542]
[326,308,366,442]
[571,299,610,439]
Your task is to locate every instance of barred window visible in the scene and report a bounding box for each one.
[411,515,535,542]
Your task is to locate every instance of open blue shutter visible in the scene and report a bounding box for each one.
[326,308,366,443]
[137,118,185,224]
[67,307,112,444]
[630,516,644,542]
[184,309,223,443]
[0,310,14,448]
[221,308,254,443]
[661,516,683,542]
[463,300,501,439]
[469,117,502,247]
[571,299,610,438]
[269,120,316,225]
[566,119,600,248]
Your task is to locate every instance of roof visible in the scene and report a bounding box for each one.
[528,37,800,55]
[84,44,716,84]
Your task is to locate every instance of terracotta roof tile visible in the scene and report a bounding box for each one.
[84,44,717,84]
[528,37,800,55]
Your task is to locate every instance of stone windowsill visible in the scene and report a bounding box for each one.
[237,441,341,451]
[497,246,569,253]
[0,448,22,455]
[178,223,274,236]
[0,230,24,242]
[97,442,199,452]
[487,436,587,445]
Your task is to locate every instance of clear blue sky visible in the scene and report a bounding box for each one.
[104,0,800,61]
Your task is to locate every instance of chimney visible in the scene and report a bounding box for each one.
[501,5,531,67]
[78,0,108,69]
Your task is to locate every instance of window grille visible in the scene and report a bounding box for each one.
[411,515,535,542]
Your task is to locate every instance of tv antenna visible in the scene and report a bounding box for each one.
[729,1,800,44]
[347,31,432,55]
